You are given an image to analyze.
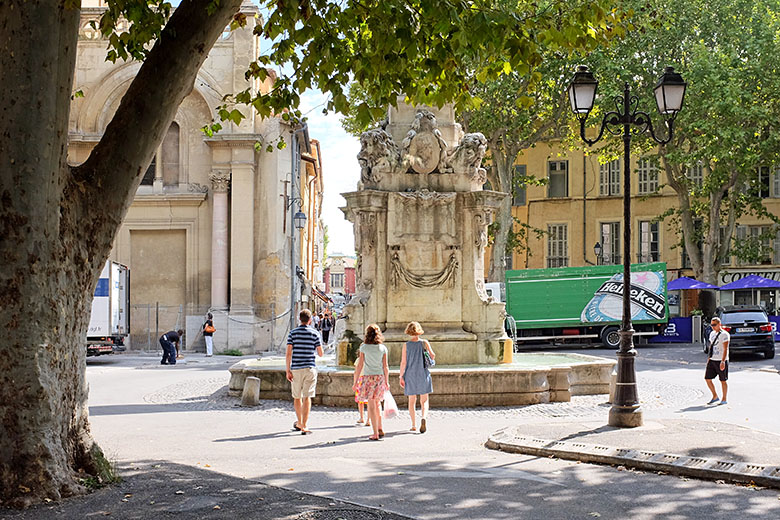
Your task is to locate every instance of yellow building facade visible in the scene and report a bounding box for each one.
[506,141,780,313]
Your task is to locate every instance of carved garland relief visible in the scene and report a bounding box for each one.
[389,251,459,289]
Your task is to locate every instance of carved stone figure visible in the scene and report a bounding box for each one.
[447,132,487,176]
[357,128,401,184]
[401,109,448,174]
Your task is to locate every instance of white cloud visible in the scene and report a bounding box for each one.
[300,91,360,256]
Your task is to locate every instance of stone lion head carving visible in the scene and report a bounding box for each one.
[357,128,401,184]
[448,132,487,175]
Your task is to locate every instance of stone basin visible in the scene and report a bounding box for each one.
[228,353,616,407]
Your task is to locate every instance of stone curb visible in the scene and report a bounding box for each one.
[486,429,780,489]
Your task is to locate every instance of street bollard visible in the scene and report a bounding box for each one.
[241,376,261,406]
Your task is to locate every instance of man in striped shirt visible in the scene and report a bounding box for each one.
[286,309,324,434]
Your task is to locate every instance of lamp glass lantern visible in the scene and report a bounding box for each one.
[293,210,307,230]
[567,65,599,116]
[593,242,603,259]
[654,66,687,116]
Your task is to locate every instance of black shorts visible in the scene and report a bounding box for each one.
[704,359,728,381]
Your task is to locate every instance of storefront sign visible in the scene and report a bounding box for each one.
[718,269,780,285]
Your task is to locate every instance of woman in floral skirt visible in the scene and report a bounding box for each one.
[352,324,389,441]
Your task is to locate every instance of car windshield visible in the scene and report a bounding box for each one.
[721,311,768,324]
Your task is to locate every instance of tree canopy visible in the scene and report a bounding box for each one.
[580,0,780,292]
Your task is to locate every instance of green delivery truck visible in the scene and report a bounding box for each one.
[503,262,669,348]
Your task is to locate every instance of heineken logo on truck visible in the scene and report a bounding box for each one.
[580,270,667,323]
[593,281,666,319]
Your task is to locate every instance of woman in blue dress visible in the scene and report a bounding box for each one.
[399,321,435,433]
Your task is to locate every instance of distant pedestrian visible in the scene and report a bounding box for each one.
[705,317,729,405]
[352,324,389,441]
[286,309,324,435]
[321,313,333,344]
[160,329,184,365]
[203,313,215,357]
[400,321,435,433]
[312,312,321,331]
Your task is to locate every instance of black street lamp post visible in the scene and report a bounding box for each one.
[593,242,603,265]
[568,65,686,428]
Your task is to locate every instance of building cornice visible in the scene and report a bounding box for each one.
[204,134,267,148]
[132,192,207,206]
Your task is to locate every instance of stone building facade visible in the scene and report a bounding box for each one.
[69,1,325,352]
[323,255,356,297]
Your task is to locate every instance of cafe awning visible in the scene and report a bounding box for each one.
[719,274,780,291]
[667,276,719,291]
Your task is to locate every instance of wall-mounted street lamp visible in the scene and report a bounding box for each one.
[568,65,687,428]
[293,210,307,231]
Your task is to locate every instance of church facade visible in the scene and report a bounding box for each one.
[69,1,325,352]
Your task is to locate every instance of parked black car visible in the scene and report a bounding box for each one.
[704,306,775,359]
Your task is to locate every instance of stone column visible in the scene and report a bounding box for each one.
[229,152,256,313]
[209,170,230,310]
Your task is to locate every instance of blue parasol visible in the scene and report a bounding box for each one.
[719,274,780,291]
[667,276,719,291]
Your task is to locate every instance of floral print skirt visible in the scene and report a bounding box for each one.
[357,374,386,401]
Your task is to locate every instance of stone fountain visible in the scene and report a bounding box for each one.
[339,101,511,365]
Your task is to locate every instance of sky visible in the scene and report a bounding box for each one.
[299,90,360,257]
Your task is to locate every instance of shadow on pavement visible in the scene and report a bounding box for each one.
[257,457,780,520]
[0,462,410,520]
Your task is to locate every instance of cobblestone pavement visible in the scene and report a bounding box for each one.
[141,374,703,420]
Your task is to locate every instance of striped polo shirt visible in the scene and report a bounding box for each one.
[288,325,322,369]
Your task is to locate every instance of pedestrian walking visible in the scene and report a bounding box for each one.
[321,313,333,344]
[286,309,324,435]
[705,316,729,405]
[203,313,215,357]
[159,329,184,365]
[352,324,389,441]
[312,312,321,331]
[399,321,435,433]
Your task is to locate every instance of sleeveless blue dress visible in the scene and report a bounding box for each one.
[403,340,433,396]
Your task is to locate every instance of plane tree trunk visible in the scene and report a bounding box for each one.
[0,0,242,507]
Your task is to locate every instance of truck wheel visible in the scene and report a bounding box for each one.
[601,326,621,349]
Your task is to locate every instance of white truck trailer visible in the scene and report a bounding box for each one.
[86,261,130,356]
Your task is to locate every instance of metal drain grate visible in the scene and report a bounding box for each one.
[293,508,383,520]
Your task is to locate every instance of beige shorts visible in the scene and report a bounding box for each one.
[291,367,318,399]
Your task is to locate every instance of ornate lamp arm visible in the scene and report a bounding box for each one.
[579,110,622,147]
[635,111,676,145]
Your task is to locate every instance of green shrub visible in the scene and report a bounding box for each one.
[218,348,244,356]
[343,329,362,366]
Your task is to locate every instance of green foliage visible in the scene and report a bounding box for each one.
[342,329,362,366]
[322,225,329,263]
[250,0,628,128]
[218,348,244,356]
[576,0,780,275]
[98,1,173,63]
[79,444,120,491]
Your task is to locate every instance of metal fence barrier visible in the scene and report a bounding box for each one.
[127,303,293,353]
